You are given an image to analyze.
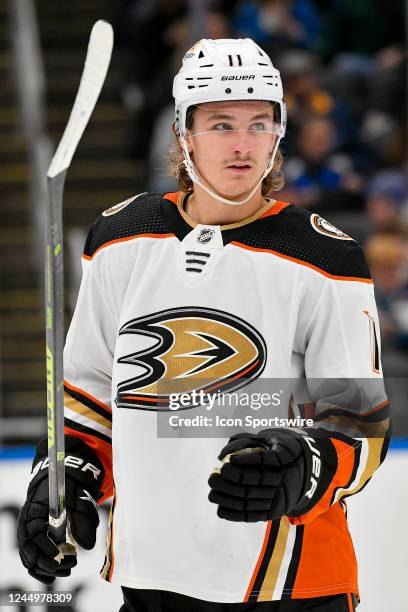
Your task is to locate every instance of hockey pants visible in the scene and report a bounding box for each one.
[119,587,358,611]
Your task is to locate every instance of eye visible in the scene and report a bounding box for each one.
[249,122,266,132]
[213,123,233,131]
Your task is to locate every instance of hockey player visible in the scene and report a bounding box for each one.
[18,39,390,611]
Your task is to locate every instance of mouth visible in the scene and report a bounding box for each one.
[226,163,253,173]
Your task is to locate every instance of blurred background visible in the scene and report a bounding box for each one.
[0,0,407,611]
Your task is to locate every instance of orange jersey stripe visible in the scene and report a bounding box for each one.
[244,509,359,601]
[82,232,175,261]
[259,200,290,218]
[121,395,169,403]
[230,241,373,284]
[163,191,181,205]
[360,399,389,416]
[205,360,260,393]
[164,192,289,219]
[291,504,358,599]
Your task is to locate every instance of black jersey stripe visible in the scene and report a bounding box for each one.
[330,440,362,506]
[314,406,390,426]
[342,477,372,502]
[64,416,112,446]
[314,403,390,424]
[64,384,112,422]
[380,423,391,463]
[100,487,116,581]
[339,498,348,519]
[373,323,380,372]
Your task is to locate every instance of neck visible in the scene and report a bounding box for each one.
[185,184,268,225]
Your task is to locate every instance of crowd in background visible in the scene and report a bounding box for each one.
[115,0,407,366]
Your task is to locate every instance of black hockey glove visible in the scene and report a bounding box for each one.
[208,428,337,522]
[17,436,104,584]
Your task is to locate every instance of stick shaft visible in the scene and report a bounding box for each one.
[45,20,113,546]
[46,171,67,544]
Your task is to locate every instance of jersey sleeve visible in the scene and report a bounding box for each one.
[289,244,391,524]
[63,234,116,504]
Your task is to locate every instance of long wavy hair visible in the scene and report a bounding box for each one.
[168,105,285,195]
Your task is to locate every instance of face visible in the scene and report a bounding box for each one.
[367,196,400,230]
[298,118,335,164]
[184,100,278,199]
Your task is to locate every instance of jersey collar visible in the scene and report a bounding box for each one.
[160,191,289,245]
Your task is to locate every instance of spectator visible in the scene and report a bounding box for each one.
[366,233,408,351]
[277,49,357,155]
[122,0,187,160]
[359,46,406,169]
[317,0,405,62]
[360,110,406,170]
[283,116,364,211]
[369,47,405,122]
[365,170,408,233]
[318,0,406,128]
[233,0,322,51]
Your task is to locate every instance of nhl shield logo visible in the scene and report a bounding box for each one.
[197,228,215,244]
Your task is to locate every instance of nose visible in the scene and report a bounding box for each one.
[231,130,252,156]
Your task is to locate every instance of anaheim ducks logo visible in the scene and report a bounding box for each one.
[310,213,353,240]
[116,307,267,411]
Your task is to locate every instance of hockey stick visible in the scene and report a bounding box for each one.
[45,20,114,561]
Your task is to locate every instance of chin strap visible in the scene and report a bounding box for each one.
[179,136,281,207]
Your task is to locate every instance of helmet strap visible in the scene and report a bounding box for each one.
[179,135,280,207]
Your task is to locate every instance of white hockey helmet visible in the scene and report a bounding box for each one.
[172,38,286,206]
[173,38,286,138]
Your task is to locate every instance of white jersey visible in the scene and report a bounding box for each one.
[63,191,389,603]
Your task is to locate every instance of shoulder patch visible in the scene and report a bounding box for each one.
[310,214,353,241]
[102,193,147,217]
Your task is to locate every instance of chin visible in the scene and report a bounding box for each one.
[219,182,257,201]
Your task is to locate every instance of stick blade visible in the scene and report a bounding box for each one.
[47,20,114,178]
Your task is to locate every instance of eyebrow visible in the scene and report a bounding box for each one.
[205,112,273,122]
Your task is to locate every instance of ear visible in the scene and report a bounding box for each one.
[172,122,193,155]
[185,133,194,155]
[171,122,180,145]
